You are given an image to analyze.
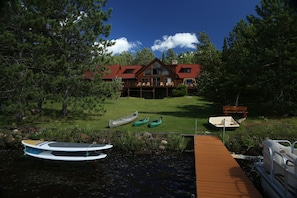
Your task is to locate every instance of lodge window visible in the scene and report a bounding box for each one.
[153,68,159,75]
[165,78,171,83]
[123,69,134,74]
[144,62,170,76]
[185,79,193,84]
[141,78,148,83]
[180,68,191,73]
[152,62,161,75]
[144,68,151,75]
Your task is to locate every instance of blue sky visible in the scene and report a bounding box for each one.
[104,0,260,58]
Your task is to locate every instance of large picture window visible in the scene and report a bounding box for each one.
[144,68,151,75]
[144,62,170,76]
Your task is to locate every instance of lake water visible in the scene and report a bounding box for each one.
[0,150,196,198]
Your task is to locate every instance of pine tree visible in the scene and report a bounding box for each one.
[0,0,114,117]
[133,48,155,65]
[246,0,297,114]
[195,32,223,102]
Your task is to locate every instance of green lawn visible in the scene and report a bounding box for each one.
[4,96,297,141]
[35,96,219,134]
[2,95,297,153]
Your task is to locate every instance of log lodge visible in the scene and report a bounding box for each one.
[88,58,202,99]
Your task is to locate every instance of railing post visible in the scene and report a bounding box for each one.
[223,119,225,145]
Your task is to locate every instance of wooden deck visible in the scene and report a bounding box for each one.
[194,135,262,198]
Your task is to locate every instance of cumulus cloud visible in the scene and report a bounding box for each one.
[151,33,198,52]
[107,37,141,55]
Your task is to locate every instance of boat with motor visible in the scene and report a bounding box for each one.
[254,139,297,198]
[109,111,138,128]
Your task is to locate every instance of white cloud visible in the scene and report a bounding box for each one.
[151,33,198,52]
[107,37,141,55]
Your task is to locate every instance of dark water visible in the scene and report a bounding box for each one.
[0,150,196,198]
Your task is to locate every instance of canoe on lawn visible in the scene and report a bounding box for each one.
[109,111,138,128]
[133,117,150,126]
[148,117,162,128]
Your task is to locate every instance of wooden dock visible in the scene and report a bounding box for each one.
[194,135,262,198]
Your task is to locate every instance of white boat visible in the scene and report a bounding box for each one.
[22,140,113,161]
[109,111,138,128]
[208,116,239,129]
[24,147,107,161]
[254,139,297,198]
[22,140,113,152]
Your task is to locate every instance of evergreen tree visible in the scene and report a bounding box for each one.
[221,20,255,106]
[195,32,223,102]
[0,0,113,117]
[109,51,134,65]
[222,0,297,114]
[161,52,167,64]
[166,49,177,64]
[246,0,297,114]
[177,51,196,64]
[133,48,155,65]
[0,0,36,117]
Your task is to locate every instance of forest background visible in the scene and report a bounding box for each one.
[1,0,297,122]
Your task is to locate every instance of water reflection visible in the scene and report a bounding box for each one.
[0,150,196,197]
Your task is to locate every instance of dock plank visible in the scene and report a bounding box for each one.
[194,135,262,198]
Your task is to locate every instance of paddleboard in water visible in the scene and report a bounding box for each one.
[22,140,113,152]
[24,147,107,161]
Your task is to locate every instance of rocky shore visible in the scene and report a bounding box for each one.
[0,127,186,154]
[0,127,40,149]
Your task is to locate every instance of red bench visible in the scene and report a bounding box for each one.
[223,106,248,117]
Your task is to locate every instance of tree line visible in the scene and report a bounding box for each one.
[196,0,297,116]
[1,0,296,120]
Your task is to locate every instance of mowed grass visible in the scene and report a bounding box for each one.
[37,96,219,134]
[3,96,297,141]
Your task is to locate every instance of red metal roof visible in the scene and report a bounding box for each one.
[103,65,142,79]
[175,64,201,79]
[103,65,120,79]
[117,65,142,79]
[101,60,202,80]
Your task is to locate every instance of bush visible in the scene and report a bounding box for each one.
[172,84,187,97]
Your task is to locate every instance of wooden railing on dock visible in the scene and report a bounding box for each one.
[194,136,262,198]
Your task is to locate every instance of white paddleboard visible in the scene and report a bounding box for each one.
[22,140,113,152]
[24,147,107,161]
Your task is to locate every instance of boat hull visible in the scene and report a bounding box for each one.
[255,164,284,198]
[109,111,138,128]
[24,147,107,161]
[22,140,113,152]
[255,139,297,198]
[148,117,162,128]
[22,140,113,161]
[208,116,239,129]
[133,117,149,126]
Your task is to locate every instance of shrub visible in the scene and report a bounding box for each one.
[172,84,187,97]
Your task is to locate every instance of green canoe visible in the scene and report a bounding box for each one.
[133,117,150,126]
[148,117,162,128]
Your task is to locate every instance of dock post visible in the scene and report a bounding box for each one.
[223,119,225,145]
